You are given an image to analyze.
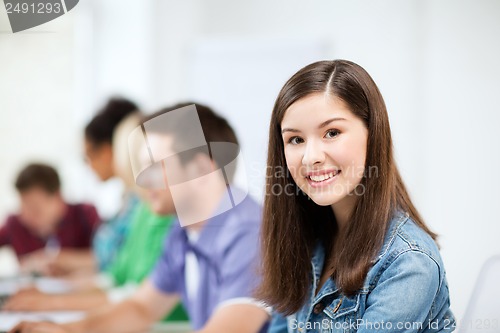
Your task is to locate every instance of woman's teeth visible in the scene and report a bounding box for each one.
[308,171,339,182]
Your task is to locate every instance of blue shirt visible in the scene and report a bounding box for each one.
[150,195,263,330]
[269,211,456,333]
[93,193,139,271]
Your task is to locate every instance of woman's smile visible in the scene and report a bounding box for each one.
[306,169,341,187]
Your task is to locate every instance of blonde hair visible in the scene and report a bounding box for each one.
[112,112,142,190]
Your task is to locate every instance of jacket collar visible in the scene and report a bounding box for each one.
[372,210,409,264]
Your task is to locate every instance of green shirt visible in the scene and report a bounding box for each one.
[106,201,188,321]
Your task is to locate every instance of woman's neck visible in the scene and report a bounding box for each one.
[331,194,357,233]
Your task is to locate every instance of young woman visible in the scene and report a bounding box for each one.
[258,60,455,332]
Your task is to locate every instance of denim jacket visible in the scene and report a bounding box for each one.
[268,211,456,333]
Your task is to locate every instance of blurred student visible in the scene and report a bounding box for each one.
[9,103,269,333]
[45,97,140,276]
[3,111,188,322]
[0,163,100,270]
[81,97,141,273]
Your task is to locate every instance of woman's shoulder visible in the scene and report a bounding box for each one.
[378,211,441,261]
[365,211,446,290]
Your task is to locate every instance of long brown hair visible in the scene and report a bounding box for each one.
[256,60,437,315]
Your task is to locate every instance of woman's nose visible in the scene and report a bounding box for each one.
[302,140,325,166]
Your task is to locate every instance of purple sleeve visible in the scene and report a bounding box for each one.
[149,225,183,295]
[217,225,262,304]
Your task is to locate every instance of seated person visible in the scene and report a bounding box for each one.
[2,201,187,321]
[84,97,141,273]
[47,97,141,276]
[0,163,100,271]
[2,110,188,322]
[9,103,269,333]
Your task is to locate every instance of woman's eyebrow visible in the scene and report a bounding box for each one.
[281,117,347,134]
[281,127,300,134]
[318,117,347,129]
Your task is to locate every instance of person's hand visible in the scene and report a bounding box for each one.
[19,250,52,275]
[8,321,70,333]
[45,260,72,277]
[2,288,58,311]
[45,250,96,277]
[19,250,84,277]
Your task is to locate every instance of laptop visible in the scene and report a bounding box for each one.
[459,255,500,332]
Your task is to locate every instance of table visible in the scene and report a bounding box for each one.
[0,312,191,332]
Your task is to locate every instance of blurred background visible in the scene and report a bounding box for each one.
[1,0,499,322]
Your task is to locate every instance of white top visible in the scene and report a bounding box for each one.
[185,229,201,303]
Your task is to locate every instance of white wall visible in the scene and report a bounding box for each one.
[421,0,500,321]
[0,0,157,220]
[0,12,81,216]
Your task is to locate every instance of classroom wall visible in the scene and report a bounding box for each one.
[0,13,84,216]
[420,0,500,320]
[1,0,499,320]
[0,2,129,222]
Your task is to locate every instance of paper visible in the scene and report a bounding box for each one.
[0,276,74,296]
[0,311,85,330]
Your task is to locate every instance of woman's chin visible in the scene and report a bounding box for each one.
[307,193,339,207]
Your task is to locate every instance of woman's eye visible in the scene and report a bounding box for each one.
[325,129,340,139]
[288,136,304,145]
